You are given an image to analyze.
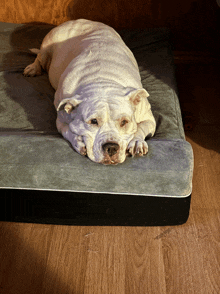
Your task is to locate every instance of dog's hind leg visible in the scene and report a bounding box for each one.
[23,50,42,77]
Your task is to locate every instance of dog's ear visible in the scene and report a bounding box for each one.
[56,95,83,112]
[127,89,149,106]
[126,88,151,123]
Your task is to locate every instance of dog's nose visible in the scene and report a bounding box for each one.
[102,142,119,156]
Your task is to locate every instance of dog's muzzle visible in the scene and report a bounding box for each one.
[102,142,119,156]
[101,142,120,165]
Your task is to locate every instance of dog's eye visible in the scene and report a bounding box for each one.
[90,118,98,125]
[120,119,128,127]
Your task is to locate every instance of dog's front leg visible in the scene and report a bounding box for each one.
[127,120,155,157]
[56,117,87,156]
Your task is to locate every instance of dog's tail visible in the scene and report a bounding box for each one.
[29,48,40,55]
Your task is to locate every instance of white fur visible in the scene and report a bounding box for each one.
[24,19,156,165]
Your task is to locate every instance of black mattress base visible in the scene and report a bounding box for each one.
[1,189,191,226]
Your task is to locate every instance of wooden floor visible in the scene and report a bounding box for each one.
[0,62,220,294]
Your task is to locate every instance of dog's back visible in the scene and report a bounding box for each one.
[38,19,141,91]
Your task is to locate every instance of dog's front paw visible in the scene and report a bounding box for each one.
[72,135,87,156]
[126,139,148,157]
[60,124,87,156]
[77,136,87,156]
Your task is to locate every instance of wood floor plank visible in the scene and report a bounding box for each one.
[186,129,220,209]
[84,227,126,294]
[124,227,166,294]
[0,222,54,294]
[192,208,220,294]
[42,226,89,294]
[161,213,210,294]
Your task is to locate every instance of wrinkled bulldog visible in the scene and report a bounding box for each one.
[24,19,156,165]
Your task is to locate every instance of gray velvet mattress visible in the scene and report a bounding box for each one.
[0,22,194,225]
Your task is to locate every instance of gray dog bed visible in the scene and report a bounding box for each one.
[0,22,194,226]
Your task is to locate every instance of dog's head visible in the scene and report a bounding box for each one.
[57,88,150,165]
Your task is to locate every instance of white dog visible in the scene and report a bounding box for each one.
[24,19,156,165]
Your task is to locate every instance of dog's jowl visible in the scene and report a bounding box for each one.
[24,19,156,165]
